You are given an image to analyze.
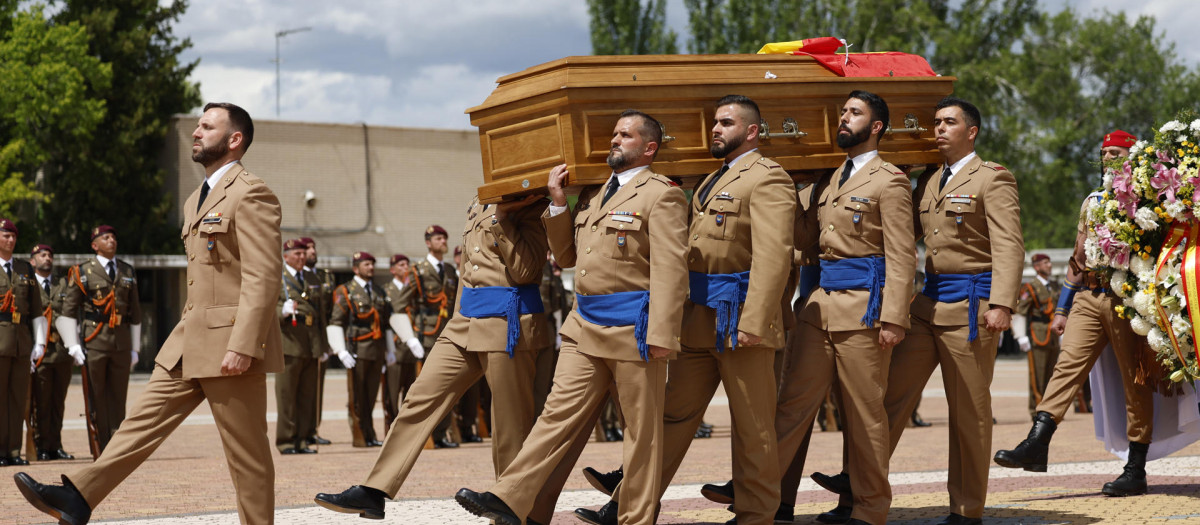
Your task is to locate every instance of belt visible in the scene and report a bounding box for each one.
[85,311,117,324]
[576,291,651,361]
[688,271,750,352]
[283,314,314,326]
[819,257,886,327]
[351,318,375,328]
[459,285,545,356]
[923,272,992,342]
[0,311,20,323]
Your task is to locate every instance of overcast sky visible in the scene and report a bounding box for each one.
[175,0,1199,130]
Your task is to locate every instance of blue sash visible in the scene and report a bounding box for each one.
[576,291,651,361]
[688,271,750,352]
[798,265,820,299]
[459,285,545,356]
[923,272,992,342]
[819,257,886,327]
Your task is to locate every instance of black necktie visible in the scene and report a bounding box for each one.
[600,177,620,207]
[939,166,953,192]
[197,181,210,212]
[364,281,372,299]
[296,271,304,286]
[698,165,730,204]
[107,261,116,282]
[3,262,10,280]
[838,160,855,188]
[437,262,445,281]
[44,279,50,295]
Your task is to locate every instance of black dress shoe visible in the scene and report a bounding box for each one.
[911,411,932,427]
[434,438,459,449]
[8,456,29,466]
[574,500,617,525]
[13,473,92,525]
[816,505,853,524]
[38,452,52,461]
[296,446,318,454]
[604,428,623,442]
[461,433,483,443]
[309,435,332,445]
[699,421,715,431]
[366,440,383,447]
[581,466,623,495]
[454,488,520,525]
[936,513,982,525]
[314,485,386,519]
[53,449,75,460]
[281,448,301,455]
[774,503,795,523]
[845,520,872,525]
[811,471,852,496]
[694,426,712,438]
[700,480,734,504]
[0,457,8,467]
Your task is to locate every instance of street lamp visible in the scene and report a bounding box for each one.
[273,26,312,117]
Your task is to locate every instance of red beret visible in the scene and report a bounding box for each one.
[1031,253,1050,263]
[424,225,448,239]
[453,246,462,256]
[1102,130,1137,149]
[31,244,52,256]
[283,238,306,251]
[353,251,376,264]
[299,237,316,248]
[390,253,409,266]
[91,225,116,241]
[0,218,16,234]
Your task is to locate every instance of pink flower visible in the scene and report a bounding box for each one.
[1152,158,1182,202]
[1111,163,1138,217]
[1095,224,1130,266]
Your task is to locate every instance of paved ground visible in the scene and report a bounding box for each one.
[4,357,1199,524]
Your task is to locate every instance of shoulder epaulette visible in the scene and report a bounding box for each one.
[983,162,1007,171]
[756,156,782,169]
[646,173,677,187]
[880,161,905,176]
[240,172,265,185]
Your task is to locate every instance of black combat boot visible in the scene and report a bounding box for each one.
[1102,441,1149,496]
[993,411,1056,472]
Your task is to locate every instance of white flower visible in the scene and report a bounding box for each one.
[1130,315,1153,336]
[1131,141,1143,156]
[1172,315,1192,338]
[1132,287,1157,317]
[1161,120,1186,133]
[1134,207,1160,231]
[1111,270,1129,297]
[1130,255,1155,283]
[1191,119,1200,134]
[1165,200,1187,220]
[1148,327,1169,352]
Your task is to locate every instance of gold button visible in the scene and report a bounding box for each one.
[473,247,480,253]
[188,279,194,285]
[689,257,695,263]
[698,212,705,217]
[828,225,835,231]
[586,247,592,254]
[189,253,195,260]
[472,265,479,271]
[207,226,213,232]
[230,317,236,324]
[770,323,775,329]
[957,206,962,212]
[832,201,838,207]
[261,344,266,349]
[191,227,197,235]
[692,234,699,240]
[580,269,587,276]
[826,247,833,254]
[619,225,625,230]
[591,225,598,232]
[856,204,861,210]
[719,205,725,211]
[934,229,939,235]
[187,303,193,310]
[932,248,939,255]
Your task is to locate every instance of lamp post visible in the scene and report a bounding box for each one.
[274,26,312,117]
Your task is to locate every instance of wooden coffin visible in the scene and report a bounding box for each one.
[467,54,955,203]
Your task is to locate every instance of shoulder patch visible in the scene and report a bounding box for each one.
[756,157,782,169]
[983,162,1007,171]
[240,172,265,185]
[647,173,678,187]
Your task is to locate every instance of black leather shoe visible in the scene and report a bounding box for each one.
[573,500,617,525]
[911,411,932,427]
[700,480,734,504]
[8,456,29,466]
[936,513,982,525]
[13,473,92,525]
[53,449,75,461]
[0,457,8,467]
[845,520,873,525]
[38,452,52,461]
[366,440,383,447]
[694,426,712,438]
[281,448,301,455]
[816,505,853,524]
[699,421,715,431]
[774,503,795,523]
[309,435,332,445]
[811,471,852,497]
[434,438,459,449]
[315,485,386,519]
[581,466,623,496]
[461,433,483,443]
[1102,441,1149,496]
[296,446,318,454]
[604,428,623,442]
[994,411,1056,472]
[455,488,520,525]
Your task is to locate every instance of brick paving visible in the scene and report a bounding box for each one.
[3,357,1199,524]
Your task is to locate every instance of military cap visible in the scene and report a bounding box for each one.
[31,244,52,256]
[424,225,448,240]
[299,236,316,248]
[1031,253,1050,264]
[0,218,16,234]
[453,246,462,257]
[353,251,376,264]
[91,224,116,240]
[283,238,306,252]
[1102,129,1137,149]
[390,253,409,266]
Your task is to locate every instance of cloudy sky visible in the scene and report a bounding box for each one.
[175,0,1199,130]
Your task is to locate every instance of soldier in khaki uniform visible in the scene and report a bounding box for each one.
[327,252,390,447]
[276,238,325,454]
[29,244,77,461]
[0,219,48,466]
[994,129,1155,497]
[16,102,284,524]
[1012,252,1061,419]
[56,225,143,453]
[454,109,688,525]
[381,253,421,430]
[301,236,334,446]
[532,254,569,416]
[408,225,466,447]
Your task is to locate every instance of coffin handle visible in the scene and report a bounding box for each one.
[760,117,808,140]
[886,113,928,135]
[659,122,676,144]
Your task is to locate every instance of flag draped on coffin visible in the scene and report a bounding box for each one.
[757,37,938,78]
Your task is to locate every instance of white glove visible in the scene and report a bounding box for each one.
[55,316,81,349]
[388,313,418,343]
[131,323,142,354]
[68,344,86,366]
[1017,336,1031,352]
[281,299,296,316]
[131,351,139,371]
[406,338,425,359]
[384,329,397,356]
[337,350,356,369]
[385,349,396,366]
[319,351,329,363]
[32,316,48,347]
[31,343,45,363]
[325,325,348,355]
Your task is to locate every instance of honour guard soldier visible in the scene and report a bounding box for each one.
[328,251,390,447]
[382,253,422,430]
[30,244,76,461]
[994,129,1156,496]
[56,225,142,453]
[276,238,325,454]
[0,219,48,466]
[301,236,334,446]
[410,224,463,448]
[1012,253,1061,419]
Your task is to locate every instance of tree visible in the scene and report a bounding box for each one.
[588,0,679,55]
[0,4,110,233]
[39,0,200,254]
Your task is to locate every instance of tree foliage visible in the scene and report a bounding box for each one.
[588,0,679,55]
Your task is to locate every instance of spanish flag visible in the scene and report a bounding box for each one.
[758,37,937,78]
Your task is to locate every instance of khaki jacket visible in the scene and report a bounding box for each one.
[911,155,1025,325]
[409,257,458,348]
[545,168,689,361]
[331,279,388,361]
[157,163,284,379]
[278,267,324,358]
[682,151,796,349]
[439,196,550,353]
[0,259,41,357]
[63,258,142,352]
[799,155,916,332]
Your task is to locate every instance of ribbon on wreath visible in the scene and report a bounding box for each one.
[1154,222,1200,368]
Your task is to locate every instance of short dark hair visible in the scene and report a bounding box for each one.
[204,102,255,152]
[716,95,761,126]
[935,96,981,133]
[618,109,664,151]
[848,90,890,137]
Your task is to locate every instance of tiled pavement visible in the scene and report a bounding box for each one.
[4,358,1199,524]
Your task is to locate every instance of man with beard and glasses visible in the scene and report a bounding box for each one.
[29,244,77,462]
[301,237,334,446]
[575,95,796,525]
[16,102,284,524]
[454,109,688,525]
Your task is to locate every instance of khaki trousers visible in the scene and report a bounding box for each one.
[775,323,891,524]
[85,348,131,452]
[532,346,557,418]
[1036,291,1152,442]
[69,364,274,524]
[885,317,997,519]
[274,354,318,451]
[33,358,73,453]
[491,343,666,525]
[1027,343,1060,418]
[363,339,536,494]
[0,354,31,458]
